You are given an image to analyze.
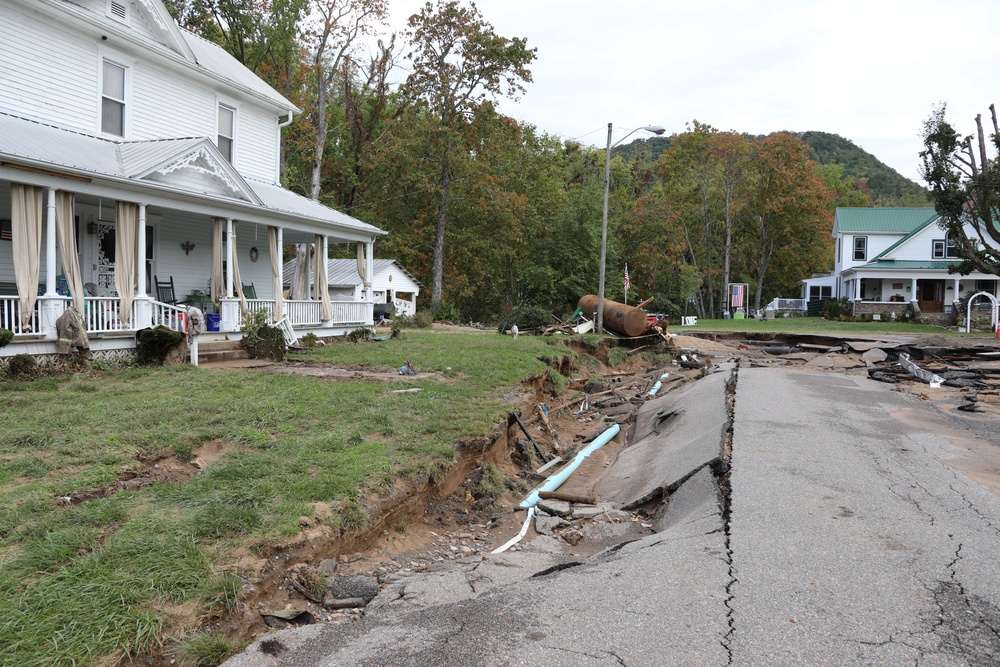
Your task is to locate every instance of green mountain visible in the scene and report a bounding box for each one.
[614,131,930,207]
[797,131,930,207]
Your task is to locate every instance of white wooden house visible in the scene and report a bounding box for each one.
[800,208,999,319]
[0,0,386,361]
[281,258,421,317]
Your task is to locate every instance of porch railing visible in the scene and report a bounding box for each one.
[2,295,374,340]
[765,298,807,311]
[237,299,373,329]
[150,301,189,332]
[1,296,38,335]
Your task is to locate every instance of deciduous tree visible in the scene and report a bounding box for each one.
[403,0,536,310]
[920,103,1000,277]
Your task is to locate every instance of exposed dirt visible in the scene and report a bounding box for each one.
[119,327,1000,666]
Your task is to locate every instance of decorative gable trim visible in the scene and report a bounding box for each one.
[132,140,261,204]
[130,0,196,62]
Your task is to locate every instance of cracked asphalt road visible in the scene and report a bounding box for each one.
[223,366,1000,667]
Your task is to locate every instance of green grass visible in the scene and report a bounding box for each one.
[0,329,559,667]
[677,316,995,336]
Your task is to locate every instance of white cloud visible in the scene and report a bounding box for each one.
[383,0,1000,183]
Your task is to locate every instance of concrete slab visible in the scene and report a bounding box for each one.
[595,372,728,509]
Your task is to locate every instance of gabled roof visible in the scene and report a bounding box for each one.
[180,29,297,111]
[0,110,382,235]
[132,0,196,61]
[833,208,939,234]
[282,259,422,289]
[872,215,944,260]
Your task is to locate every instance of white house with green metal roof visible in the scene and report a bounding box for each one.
[807,207,999,318]
[0,0,387,362]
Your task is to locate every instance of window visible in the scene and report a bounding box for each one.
[809,285,832,301]
[853,236,867,261]
[102,60,126,136]
[217,104,235,162]
[945,233,959,258]
[976,279,996,296]
[934,234,960,259]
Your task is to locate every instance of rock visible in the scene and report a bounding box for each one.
[535,514,568,536]
[561,528,583,545]
[536,498,571,517]
[326,575,380,604]
[318,558,338,575]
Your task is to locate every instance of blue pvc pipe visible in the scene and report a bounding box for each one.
[647,380,662,396]
[520,423,621,508]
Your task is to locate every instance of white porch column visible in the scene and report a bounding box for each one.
[133,203,153,329]
[225,217,234,298]
[910,278,918,300]
[854,278,861,301]
[44,189,57,296]
[323,236,329,294]
[365,240,374,301]
[39,188,63,340]
[952,277,961,298]
[137,205,147,297]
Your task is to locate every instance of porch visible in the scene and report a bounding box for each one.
[1,291,373,351]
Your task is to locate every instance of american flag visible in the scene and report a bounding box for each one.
[0,219,10,241]
[624,264,630,292]
[730,283,745,308]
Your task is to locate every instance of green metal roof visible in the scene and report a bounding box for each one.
[854,260,960,270]
[833,208,939,234]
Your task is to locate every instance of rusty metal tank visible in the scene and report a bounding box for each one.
[577,295,651,337]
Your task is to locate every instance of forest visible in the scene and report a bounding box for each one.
[164,0,930,322]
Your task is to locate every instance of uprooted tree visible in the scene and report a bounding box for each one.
[920,103,1000,277]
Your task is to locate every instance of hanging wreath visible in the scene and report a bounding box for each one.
[249,246,259,263]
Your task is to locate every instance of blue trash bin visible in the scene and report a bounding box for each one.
[206,313,221,332]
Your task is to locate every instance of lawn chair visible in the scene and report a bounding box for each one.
[154,275,177,305]
[241,282,257,299]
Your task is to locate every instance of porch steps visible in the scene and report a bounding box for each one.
[196,339,249,365]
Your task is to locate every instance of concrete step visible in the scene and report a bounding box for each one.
[196,338,248,364]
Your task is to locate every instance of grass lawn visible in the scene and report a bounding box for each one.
[0,329,572,667]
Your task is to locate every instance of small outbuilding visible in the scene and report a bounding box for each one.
[282,258,421,316]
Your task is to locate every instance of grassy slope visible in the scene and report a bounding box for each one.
[0,329,562,667]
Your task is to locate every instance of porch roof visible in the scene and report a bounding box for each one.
[281,258,420,288]
[850,260,961,271]
[0,110,384,237]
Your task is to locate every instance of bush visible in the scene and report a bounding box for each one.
[135,326,184,365]
[241,310,286,361]
[346,328,372,344]
[0,328,12,348]
[821,299,850,320]
[6,353,38,380]
[504,305,552,331]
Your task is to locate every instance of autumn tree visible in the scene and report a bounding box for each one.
[302,0,388,200]
[403,0,536,310]
[739,133,832,309]
[920,103,1000,277]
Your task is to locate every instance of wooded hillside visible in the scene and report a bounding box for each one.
[165,0,930,322]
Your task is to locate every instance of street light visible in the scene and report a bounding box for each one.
[597,123,666,334]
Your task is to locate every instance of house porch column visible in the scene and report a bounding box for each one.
[854,278,861,301]
[910,278,918,299]
[133,203,152,329]
[38,188,63,340]
[365,240,374,302]
[220,217,239,332]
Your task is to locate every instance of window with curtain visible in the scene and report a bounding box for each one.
[102,60,126,136]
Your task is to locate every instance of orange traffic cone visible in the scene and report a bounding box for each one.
[995,323,1000,339]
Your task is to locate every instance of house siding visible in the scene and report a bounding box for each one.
[0,6,98,131]
[2,2,281,182]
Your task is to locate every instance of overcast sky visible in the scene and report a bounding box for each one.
[382,0,1000,185]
